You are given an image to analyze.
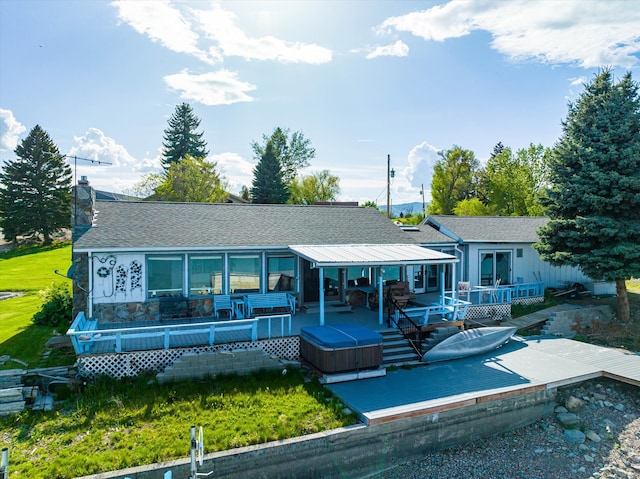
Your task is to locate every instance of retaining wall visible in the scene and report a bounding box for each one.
[77,388,557,479]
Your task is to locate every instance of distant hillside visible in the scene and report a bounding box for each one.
[379,202,425,217]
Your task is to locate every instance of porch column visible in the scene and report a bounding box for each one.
[319,267,325,326]
[440,269,445,304]
[378,273,384,326]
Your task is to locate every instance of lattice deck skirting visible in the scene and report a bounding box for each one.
[464,296,544,322]
[78,336,300,379]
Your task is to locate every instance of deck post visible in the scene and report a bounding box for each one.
[378,274,383,326]
[164,329,170,349]
[319,267,325,326]
[115,332,122,353]
[209,325,215,345]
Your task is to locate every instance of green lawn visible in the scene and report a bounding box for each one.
[0,243,73,368]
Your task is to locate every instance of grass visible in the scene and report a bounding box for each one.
[0,243,73,369]
[1,369,355,479]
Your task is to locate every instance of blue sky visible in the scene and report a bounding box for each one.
[1,1,639,207]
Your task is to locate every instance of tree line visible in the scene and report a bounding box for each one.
[0,70,638,320]
[139,102,340,205]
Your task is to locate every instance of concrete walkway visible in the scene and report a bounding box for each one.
[327,335,640,426]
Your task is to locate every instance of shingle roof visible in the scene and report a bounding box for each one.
[398,225,457,244]
[427,216,548,243]
[73,201,417,251]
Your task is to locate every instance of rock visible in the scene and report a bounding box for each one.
[584,454,594,462]
[557,412,580,428]
[585,430,602,443]
[555,405,568,413]
[45,335,73,349]
[593,392,606,401]
[566,395,584,411]
[564,429,586,444]
[614,403,625,412]
[342,407,352,416]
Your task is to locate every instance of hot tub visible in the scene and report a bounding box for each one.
[299,324,383,373]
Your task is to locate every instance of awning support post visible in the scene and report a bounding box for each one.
[319,267,325,326]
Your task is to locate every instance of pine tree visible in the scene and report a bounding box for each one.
[250,141,289,204]
[0,125,72,245]
[251,127,315,184]
[161,103,209,169]
[535,70,640,322]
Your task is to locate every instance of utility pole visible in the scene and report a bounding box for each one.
[420,184,425,216]
[386,154,394,219]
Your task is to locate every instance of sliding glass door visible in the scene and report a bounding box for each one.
[479,251,511,286]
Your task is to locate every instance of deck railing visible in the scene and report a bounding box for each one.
[68,312,292,355]
[459,282,543,306]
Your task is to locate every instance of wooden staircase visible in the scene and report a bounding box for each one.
[379,329,422,367]
[420,326,461,356]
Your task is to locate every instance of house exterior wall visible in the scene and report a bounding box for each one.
[464,242,591,288]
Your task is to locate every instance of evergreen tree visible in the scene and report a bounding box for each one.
[0,125,72,245]
[250,141,289,204]
[534,70,640,322]
[162,103,209,169]
[251,127,315,184]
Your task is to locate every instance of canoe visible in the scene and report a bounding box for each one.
[422,326,517,363]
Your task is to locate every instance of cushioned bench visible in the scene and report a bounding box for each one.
[245,293,295,317]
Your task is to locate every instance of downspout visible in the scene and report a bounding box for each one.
[454,244,464,299]
[378,272,384,326]
[88,252,94,317]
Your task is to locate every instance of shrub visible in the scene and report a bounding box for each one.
[32,282,72,326]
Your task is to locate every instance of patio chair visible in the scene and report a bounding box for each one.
[458,281,471,300]
[213,295,233,319]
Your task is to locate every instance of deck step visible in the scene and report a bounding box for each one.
[381,329,421,366]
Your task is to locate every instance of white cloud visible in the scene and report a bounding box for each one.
[112,0,217,64]
[112,0,332,65]
[366,40,409,60]
[211,151,254,195]
[0,108,27,152]
[379,0,640,68]
[164,69,257,106]
[569,76,586,86]
[194,3,332,64]
[68,128,162,193]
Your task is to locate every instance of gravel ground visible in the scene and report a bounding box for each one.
[369,378,639,479]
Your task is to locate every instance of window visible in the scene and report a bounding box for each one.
[147,256,184,298]
[189,255,223,296]
[516,248,523,258]
[382,266,401,284]
[267,255,295,292]
[229,254,260,293]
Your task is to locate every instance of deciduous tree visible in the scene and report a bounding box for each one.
[162,103,209,169]
[152,155,227,202]
[534,70,640,322]
[288,170,340,204]
[427,146,478,215]
[0,125,71,245]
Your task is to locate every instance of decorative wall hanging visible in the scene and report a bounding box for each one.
[115,265,127,294]
[130,260,142,291]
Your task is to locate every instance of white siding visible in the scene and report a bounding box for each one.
[92,253,146,304]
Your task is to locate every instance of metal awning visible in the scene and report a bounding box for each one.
[289,244,457,268]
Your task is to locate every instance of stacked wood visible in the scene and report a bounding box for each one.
[0,369,27,416]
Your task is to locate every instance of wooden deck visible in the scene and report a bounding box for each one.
[327,336,640,426]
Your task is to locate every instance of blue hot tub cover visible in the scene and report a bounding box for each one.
[300,324,383,349]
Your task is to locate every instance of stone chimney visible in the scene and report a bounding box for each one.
[71,176,95,322]
[72,176,95,242]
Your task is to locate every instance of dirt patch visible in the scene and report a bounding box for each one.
[0,291,24,300]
